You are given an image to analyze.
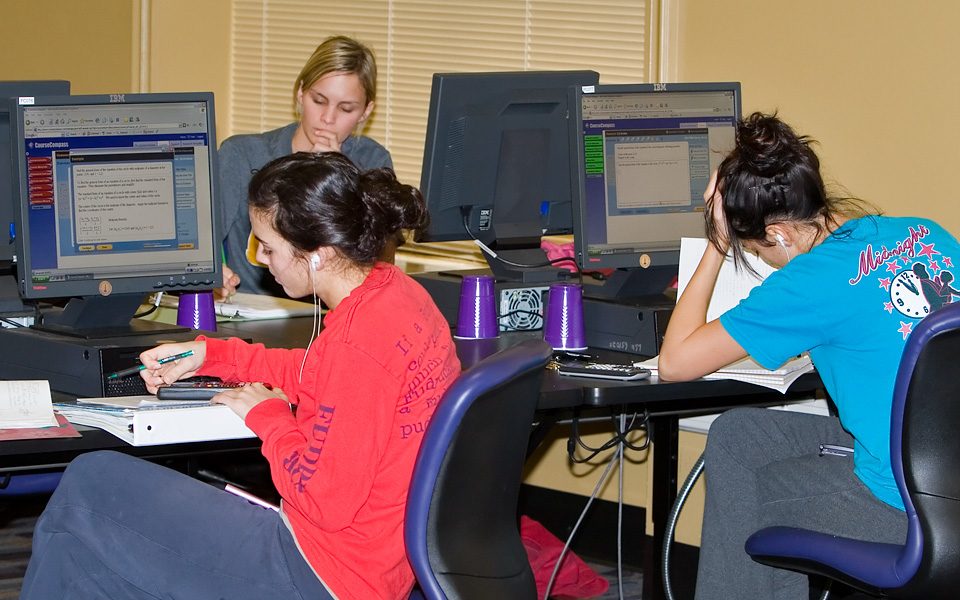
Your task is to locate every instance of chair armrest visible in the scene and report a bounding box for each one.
[745,526,911,589]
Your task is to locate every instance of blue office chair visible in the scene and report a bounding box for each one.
[405,338,552,600]
[0,471,62,495]
[745,301,960,599]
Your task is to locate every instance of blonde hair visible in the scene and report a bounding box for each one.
[294,36,377,108]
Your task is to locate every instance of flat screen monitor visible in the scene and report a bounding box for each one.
[418,70,600,283]
[571,82,742,299]
[9,92,221,336]
[1,80,70,314]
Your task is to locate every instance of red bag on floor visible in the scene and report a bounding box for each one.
[520,516,610,599]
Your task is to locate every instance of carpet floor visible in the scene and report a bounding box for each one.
[0,496,45,600]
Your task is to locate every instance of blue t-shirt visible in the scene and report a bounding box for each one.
[720,216,960,509]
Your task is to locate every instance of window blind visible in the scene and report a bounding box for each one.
[230,0,653,186]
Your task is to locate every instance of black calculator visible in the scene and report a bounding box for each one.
[156,381,246,400]
[556,361,651,381]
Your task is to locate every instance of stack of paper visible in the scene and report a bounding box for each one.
[634,354,814,394]
[78,395,210,409]
[158,292,316,320]
[0,381,60,429]
[702,355,814,393]
[213,293,317,320]
[54,400,256,446]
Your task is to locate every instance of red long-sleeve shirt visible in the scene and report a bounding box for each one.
[197,263,460,599]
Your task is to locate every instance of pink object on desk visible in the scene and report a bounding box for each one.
[540,241,614,276]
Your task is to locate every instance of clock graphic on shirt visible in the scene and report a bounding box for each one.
[890,270,930,318]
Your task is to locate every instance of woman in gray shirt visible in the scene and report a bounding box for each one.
[219,35,393,298]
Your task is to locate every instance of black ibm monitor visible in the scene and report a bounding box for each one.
[1,80,71,314]
[418,70,600,283]
[571,82,742,300]
[8,92,221,337]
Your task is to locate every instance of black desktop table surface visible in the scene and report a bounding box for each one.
[1,318,824,600]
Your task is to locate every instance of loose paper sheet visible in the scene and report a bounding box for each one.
[677,237,776,322]
[0,381,60,429]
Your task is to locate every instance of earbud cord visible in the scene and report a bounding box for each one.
[299,260,322,383]
[780,241,790,263]
[776,234,791,263]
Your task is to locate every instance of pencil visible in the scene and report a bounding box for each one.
[106,350,195,379]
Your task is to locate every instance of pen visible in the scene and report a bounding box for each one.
[106,350,195,379]
[224,484,280,512]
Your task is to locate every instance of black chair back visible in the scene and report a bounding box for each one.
[405,338,552,600]
[897,316,960,597]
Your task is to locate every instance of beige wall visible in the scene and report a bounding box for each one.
[0,0,139,94]
[676,0,960,235]
[146,0,232,139]
[0,0,232,141]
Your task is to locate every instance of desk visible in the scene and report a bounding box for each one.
[458,332,825,600]
[0,422,263,473]
[0,319,823,600]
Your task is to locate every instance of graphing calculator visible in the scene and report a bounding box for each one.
[156,381,247,400]
[555,361,651,381]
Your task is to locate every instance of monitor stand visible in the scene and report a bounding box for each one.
[584,267,677,302]
[32,293,187,339]
[582,249,681,303]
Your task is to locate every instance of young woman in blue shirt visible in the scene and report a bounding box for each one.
[658,112,960,600]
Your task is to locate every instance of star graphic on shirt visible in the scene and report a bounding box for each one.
[879,277,892,291]
[898,321,913,340]
[902,257,912,267]
[916,242,940,261]
[885,260,901,275]
[929,260,941,275]
[884,301,895,313]
[944,256,954,269]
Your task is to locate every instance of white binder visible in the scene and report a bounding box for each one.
[55,403,257,446]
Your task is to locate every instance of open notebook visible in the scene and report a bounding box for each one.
[644,238,815,393]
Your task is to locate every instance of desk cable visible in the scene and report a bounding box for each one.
[460,211,585,286]
[662,452,704,600]
[660,455,831,600]
[133,291,164,318]
[544,411,649,600]
[544,417,624,600]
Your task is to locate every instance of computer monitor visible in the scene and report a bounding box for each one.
[571,82,742,299]
[9,91,221,336]
[418,70,600,283]
[1,80,71,314]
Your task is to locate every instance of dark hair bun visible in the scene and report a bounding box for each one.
[358,168,429,233]
[354,167,430,261]
[736,112,817,178]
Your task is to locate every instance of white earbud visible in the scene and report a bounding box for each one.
[310,253,322,270]
[775,233,786,249]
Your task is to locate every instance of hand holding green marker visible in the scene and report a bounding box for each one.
[107,350,195,379]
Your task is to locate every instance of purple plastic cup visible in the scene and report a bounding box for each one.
[177,291,217,331]
[543,283,587,351]
[455,275,499,339]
